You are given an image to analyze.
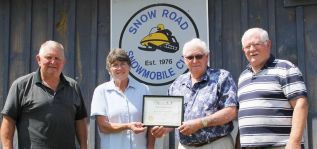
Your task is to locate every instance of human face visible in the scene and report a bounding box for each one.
[109,61,130,81]
[242,35,271,72]
[36,48,65,79]
[184,48,208,78]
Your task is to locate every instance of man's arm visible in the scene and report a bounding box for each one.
[287,96,308,149]
[75,118,88,149]
[146,127,156,149]
[202,106,237,127]
[1,115,15,149]
[178,106,237,136]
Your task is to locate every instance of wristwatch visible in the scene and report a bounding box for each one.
[201,118,208,128]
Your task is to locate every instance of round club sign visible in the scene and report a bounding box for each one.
[119,3,199,86]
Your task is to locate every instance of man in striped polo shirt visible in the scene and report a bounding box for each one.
[237,28,308,149]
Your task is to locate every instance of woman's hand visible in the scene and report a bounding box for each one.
[128,122,147,134]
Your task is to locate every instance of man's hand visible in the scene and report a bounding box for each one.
[286,141,301,149]
[178,119,201,136]
[151,126,172,138]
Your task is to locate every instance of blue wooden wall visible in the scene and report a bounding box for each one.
[1,0,317,148]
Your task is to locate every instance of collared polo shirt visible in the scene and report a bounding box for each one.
[238,55,307,147]
[168,67,238,146]
[1,69,87,149]
[90,78,150,149]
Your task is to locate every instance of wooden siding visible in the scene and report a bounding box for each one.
[0,0,316,148]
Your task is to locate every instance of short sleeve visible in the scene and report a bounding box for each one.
[219,71,238,107]
[90,85,108,117]
[144,84,151,95]
[1,80,21,121]
[282,66,307,100]
[74,84,88,120]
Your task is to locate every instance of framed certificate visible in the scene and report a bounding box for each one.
[142,95,184,127]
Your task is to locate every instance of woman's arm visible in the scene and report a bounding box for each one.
[95,115,146,134]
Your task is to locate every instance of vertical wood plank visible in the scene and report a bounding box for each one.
[295,6,305,78]
[213,0,223,68]
[89,0,98,126]
[88,1,98,147]
[303,5,317,149]
[94,1,111,148]
[9,0,29,83]
[25,0,32,73]
[8,0,31,147]
[240,0,249,67]
[208,0,215,68]
[75,1,96,148]
[54,0,76,77]
[268,0,277,56]
[295,6,308,149]
[87,5,98,149]
[31,0,50,70]
[0,0,11,120]
[47,0,54,39]
[90,0,98,90]
[97,0,111,84]
[222,0,243,81]
[75,0,92,113]
[247,0,268,28]
[275,0,297,63]
[68,0,76,77]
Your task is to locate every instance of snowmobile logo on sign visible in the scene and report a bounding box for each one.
[119,3,199,86]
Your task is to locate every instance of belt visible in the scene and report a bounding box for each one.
[186,135,226,147]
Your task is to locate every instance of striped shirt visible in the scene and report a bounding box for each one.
[238,55,307,147]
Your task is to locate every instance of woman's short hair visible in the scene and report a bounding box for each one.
[106,48,131,70]
[182,38,209,55]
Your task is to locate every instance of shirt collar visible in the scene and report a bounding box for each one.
[34,68,69,86]
[184,67,209,87]
[247,54,275,72]
[106,78,136,91]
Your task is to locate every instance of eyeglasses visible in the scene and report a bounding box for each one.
[184,54,205,60]
[243,41,267,49]
[111,62,129,69]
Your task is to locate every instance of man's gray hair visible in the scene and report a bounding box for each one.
[183,38,209,55]
[241,28,270,47]
[39,40,65,57]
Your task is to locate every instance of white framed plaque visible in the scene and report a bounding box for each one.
[142,95,184,127]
